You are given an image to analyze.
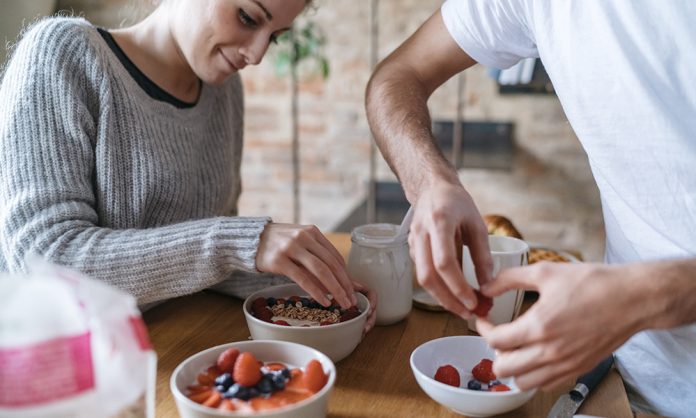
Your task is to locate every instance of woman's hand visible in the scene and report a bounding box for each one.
[256,223,356,309]
[352,280,378,334]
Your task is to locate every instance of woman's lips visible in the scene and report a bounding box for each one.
[219,48,243,72]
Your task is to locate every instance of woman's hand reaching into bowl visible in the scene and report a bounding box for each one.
[256,223,357,309]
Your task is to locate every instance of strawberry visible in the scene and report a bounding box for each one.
[188,388,213,403]
[273,320,291,326]
[255,308,273,323]
[434,364,460,387]
[472,358,497,383]
[202,391,222,408]
[218,399,235,411]
[251,297,267,313]
[216,348,240,374]
[302,359,328,393]
[264,362,288,372]
[233,352,262,387]
[196,366,221,386]
[340,309,360,322]
[472,290,493,317]
[490,383,511,392]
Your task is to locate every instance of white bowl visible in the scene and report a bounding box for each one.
[171,340,336,418]
[243,284,369,362]
[410,336,536,417]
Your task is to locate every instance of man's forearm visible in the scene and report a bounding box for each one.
[629,258,696,330]
[365,63,459,203]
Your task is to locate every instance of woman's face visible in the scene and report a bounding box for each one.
[170,0,306,84]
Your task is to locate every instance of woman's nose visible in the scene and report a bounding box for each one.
[240,35,271,66]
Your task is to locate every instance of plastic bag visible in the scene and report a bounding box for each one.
[0,259,156,418]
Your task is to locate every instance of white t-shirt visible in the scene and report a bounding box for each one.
[441,1,696,416]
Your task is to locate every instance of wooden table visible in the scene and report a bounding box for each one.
[144,233,632,418]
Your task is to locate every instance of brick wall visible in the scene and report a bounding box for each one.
[47,0,605,261]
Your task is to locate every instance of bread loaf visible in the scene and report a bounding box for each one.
[482,214,523,239]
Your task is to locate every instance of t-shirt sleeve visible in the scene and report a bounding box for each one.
[441,0,538,69]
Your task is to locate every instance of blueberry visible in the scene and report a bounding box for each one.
[467,380,482,391]
[271,373,286,390]
[223,383,243,399]
[215,384,227,393]
[257,376,274,394]
[266,297,276,307]
[301,297,310,307]
[246,387,260,399]
[214,373,233,390]
[490,380,501,387]
[280,368,291,379]
[285,299,293,307]
[309,301,321,309]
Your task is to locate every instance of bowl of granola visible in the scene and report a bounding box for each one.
[243,284,369,363]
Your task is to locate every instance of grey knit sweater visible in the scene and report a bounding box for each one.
[0,17,289,305]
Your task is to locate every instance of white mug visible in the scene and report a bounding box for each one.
[463,235,528,331]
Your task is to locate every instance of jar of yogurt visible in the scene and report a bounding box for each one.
[347,223,413,325]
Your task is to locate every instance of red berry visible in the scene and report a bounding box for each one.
[255,308,273,323]
[233,352,262,387]
[251,297,267,312]
[472,290,493,317]
[273,320,290,326]
[490,383,511,392]
[216,348,240,374]
[434,364,461,387]
[472,358,497,383]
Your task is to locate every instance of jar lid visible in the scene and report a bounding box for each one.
[350,223,408,247]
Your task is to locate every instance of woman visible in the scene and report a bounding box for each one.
[0,0,375,330]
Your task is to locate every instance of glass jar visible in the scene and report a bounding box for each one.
[347,223,413,325]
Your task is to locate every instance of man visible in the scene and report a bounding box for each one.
[365,1,696,416]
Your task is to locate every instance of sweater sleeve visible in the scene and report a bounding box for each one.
[0,18,271,305]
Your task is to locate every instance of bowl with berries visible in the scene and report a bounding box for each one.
[243,283,369,362]
[171,340,336,418]
[409,336,536,417]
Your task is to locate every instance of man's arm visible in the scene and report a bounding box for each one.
[477,258,696,390]
[366,10,492,317]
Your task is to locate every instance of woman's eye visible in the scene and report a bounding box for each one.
[238,9,257,27]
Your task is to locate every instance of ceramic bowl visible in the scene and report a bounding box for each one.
[171,340,336,418]
[410,336,536,417]
[243,283,369,362]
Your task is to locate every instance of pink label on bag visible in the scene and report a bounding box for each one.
[0,333,94,407]
[128,316,152,351]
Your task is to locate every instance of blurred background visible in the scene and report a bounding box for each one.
[0,0,605,261]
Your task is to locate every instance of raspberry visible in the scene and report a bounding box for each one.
[490,383,510,392]
[233,352,262,387]
[434,364,461,387]
[472,358,497,383]
[216,348,240,374]
[472,290,493,317]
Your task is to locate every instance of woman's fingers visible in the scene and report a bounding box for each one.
[352,280,377,334]
[304,228,357,306]
[277,260,331,306]
[288,244,352,308]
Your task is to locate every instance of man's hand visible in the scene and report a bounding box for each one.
[409,181,493,318]
[476,262,646,391]
[256,223,357,309]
